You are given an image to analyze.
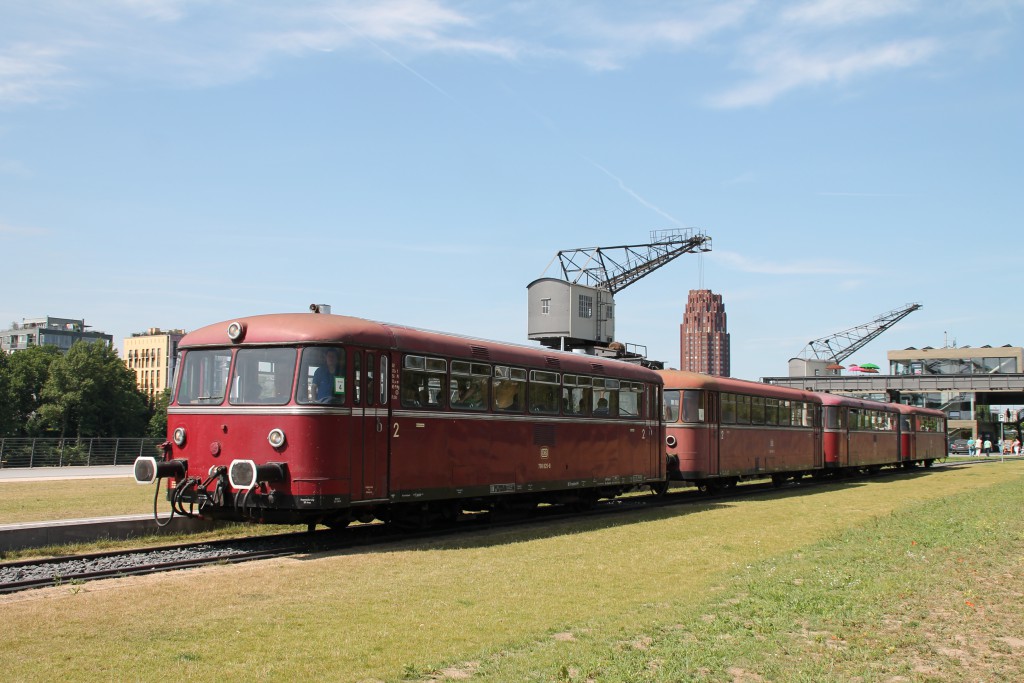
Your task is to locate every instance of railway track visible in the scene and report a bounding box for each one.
[0,459,984,595]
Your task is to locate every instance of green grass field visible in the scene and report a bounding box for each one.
[2,462,1022,682]
[0,477,156,524]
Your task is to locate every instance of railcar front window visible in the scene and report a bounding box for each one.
[681,390,703,423]
[297,347,346,405]
[229,348,297,406]
[176,349,231,405]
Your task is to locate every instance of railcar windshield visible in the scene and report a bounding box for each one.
[297,346,346,404]
[228,348,297,405]
[176,349,231,405]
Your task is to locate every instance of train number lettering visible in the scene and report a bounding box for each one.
[393,423,400,438]
[538,462,551,469]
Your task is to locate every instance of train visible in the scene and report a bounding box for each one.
[134,312,947,527]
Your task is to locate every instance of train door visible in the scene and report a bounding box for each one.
[648,384,662,477]
[351,349,390,501]
[812,403,823,468]
[707,391,720,476]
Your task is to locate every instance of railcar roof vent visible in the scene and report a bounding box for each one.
[544,356,561,369]
[589,363,606,373]
[470,345,490,360]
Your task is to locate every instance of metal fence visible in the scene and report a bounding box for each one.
[0,438,163,468]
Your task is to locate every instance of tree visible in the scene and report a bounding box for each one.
[37,341,148,438]
[0,351,13,437]
[147,387,172,438]
[4,345,62,436]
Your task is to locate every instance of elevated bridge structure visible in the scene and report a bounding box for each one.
[763,373,1024,410]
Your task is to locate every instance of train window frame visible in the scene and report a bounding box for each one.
[735,394,751,424]
[296,346,347,405]
[401,354,447,409]
[563,375,593,417]
[765,398,779,426]
[618,381,643,418]
[353,353,362,405]
[591,378,619,417]
[721,393,736,424]
[663,389,681,423]
[778,400,792,426]
[528,370,561,415]
[228,347,297,406]
[492,365,526,413]
[379,355,389,405]
[749,396,765,425]
[176,349,231,405]
[450,360,490,411]
[681,389,703,423]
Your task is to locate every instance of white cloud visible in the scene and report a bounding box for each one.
[0,43,76,105]
[708,38,940,108]
[781,0,919,27]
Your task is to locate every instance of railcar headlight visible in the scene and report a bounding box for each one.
[268,428,286,449]
[172,426,187,447]
[666,435,677,448]
[226,320,246,342]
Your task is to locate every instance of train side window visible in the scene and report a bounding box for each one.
[353,353,361,406]
[765,398,779,426]
[750,396,765,424]
[735,395,751,424]
[721,393,736,424]
[451,361,489,410]
[401,355,447,408]
[592,378,619,416]
[681,390,703,423]
[528,370,560,414]
[901,415,912,431]
[493,366,525,412]
[297,347,346,405]
[778,400,792,425]
[229,348,297,406]
[379,355,389,405]
[619,382,643,418]
[790,401,803,427]
[176,349,231,405]
[663,390,680,422]
[366,352,376,406]
[563,375,592,416]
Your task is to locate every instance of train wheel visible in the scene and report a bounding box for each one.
[924,459,934,468]
[650,481,669,497]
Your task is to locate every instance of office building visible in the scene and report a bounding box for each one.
[680,289,730,376]
[0,316,112,353]
[123,328,186,402]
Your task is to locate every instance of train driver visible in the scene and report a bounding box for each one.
[313,348,343,403]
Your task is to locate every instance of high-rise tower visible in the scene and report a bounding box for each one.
[680,289,730,376]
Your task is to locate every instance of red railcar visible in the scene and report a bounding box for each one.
[658,370,823,488]
[896,404,946,467]
[820,393,903,470]
[135,313,664,526]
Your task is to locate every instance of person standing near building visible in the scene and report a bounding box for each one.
[1013,438,1021,455]
[967,436,975,455]
[983,438,992,456]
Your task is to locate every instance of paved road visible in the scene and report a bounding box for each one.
[0,465,135,482]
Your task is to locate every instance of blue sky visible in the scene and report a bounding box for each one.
[2,0,1022,381]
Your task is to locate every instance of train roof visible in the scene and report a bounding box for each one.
[657,369,823,403]
[893,403,946,417]
[816,392,901,411]
[180,313,662,381]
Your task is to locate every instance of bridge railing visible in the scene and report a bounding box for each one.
[0,438,164,469]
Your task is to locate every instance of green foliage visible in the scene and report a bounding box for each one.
[0,345,62,436]
[147,387,172,438]
[0,342,161,438]
[32,341,148,438]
